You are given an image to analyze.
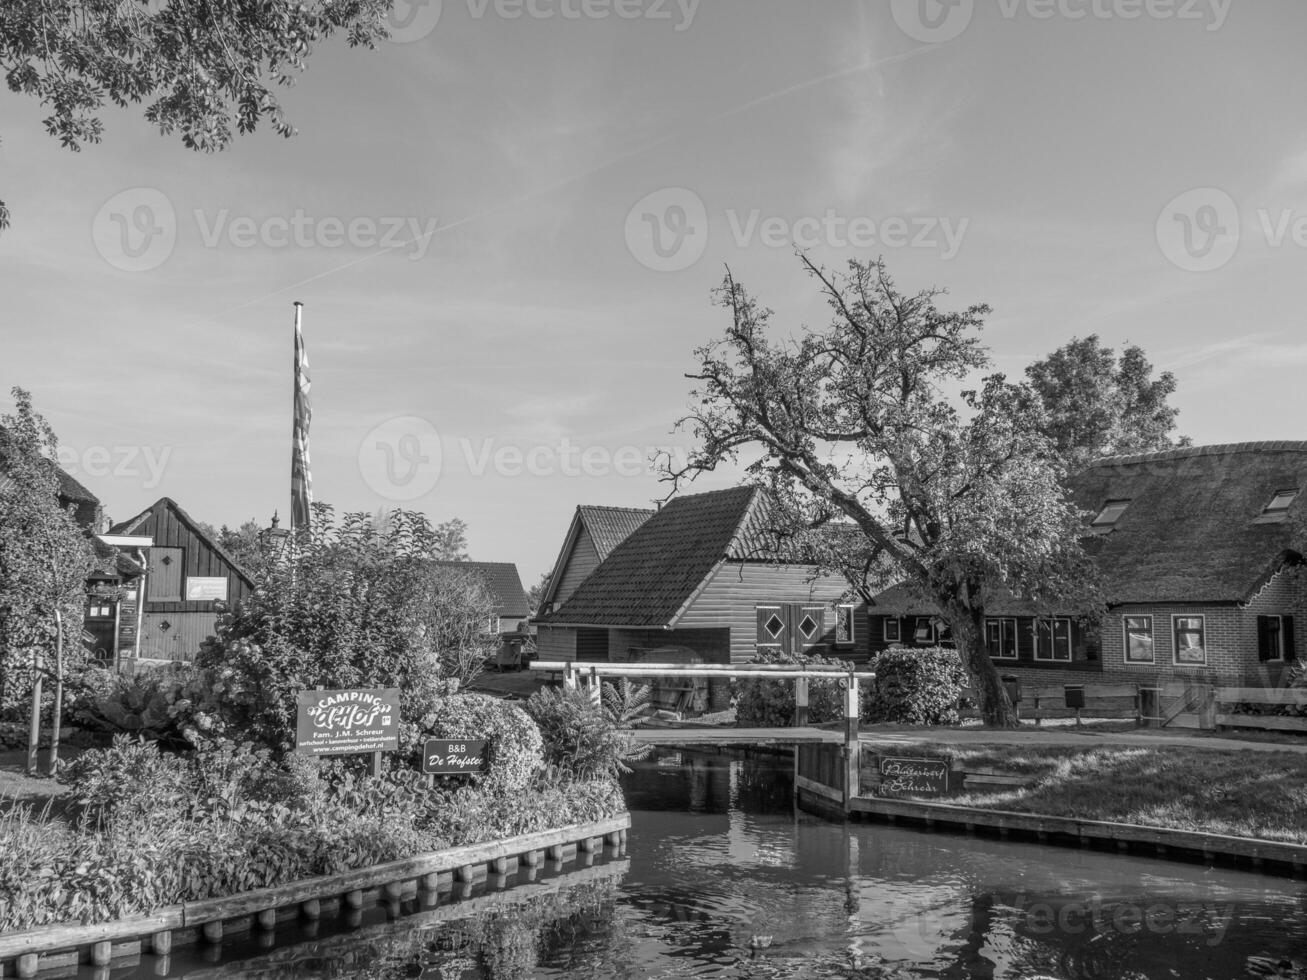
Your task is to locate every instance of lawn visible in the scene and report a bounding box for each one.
[893,742,1307,845]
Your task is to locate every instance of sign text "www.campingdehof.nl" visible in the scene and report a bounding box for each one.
[295,688,401,756]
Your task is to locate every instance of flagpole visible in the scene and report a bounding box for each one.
[291,301,311,534]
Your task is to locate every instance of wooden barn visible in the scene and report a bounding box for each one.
[536,486,869,710]
[109,498,256,662]
[537,504,654,617]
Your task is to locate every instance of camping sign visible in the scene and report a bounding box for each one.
[295,688,400,756]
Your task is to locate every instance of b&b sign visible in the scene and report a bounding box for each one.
[423,739,488,775]
[295,688,400,756]
[878,756,950,798]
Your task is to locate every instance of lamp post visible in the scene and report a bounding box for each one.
[259,512,292,564]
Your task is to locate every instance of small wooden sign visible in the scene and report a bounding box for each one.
[878,756,950,797]
[423,739,489,775]
[185,576,229,601]
[295,688,400,756]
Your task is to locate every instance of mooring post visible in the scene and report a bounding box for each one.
[794,676,809,727]
[587,665,601,708]
[563,663,577,692]
[842,672,861,813]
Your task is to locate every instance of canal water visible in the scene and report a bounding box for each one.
[120,750,1306,979]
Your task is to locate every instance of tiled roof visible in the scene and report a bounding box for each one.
[577,505,654,560]
[0,426,100,505]
[872,442,1307,611]
[433,561,530,617]
[540,486,785,627]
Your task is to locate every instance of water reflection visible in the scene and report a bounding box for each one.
[113,750,1306,979]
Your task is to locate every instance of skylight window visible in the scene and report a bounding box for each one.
[1254,488,1299,523]
[1264,489,1298,513]
[1091,499,1131,529]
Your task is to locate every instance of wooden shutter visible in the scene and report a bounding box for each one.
[1285,616,1296,662]
[756,604,786,655]
[793,604,826,654]
[147,547,184,602]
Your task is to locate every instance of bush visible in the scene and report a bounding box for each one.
[525,684,650,781]
[863,646,968,725]
[415,693,544,792]
[733,651,851,727]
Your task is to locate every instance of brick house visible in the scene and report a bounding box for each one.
[536,504,654,616]
[535,486,869,672]
[869,442,1306,689]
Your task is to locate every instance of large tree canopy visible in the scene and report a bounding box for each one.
[0,0,395,229]
[1026,335,1188,473]
[670,258,1101,727]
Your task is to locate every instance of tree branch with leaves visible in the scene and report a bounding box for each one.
[667,257,1101,727]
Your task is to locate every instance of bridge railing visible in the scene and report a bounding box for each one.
[529,660,874,766]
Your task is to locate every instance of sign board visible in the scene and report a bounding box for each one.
[117,587,139,652]
[295,688,400,756]
[878,756,950,798]
[185,576,229,601]
[422,739,489,775]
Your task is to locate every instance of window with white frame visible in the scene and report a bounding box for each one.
[985,618,1018,659]
[87,598,114,619]
[1122,615,1155,664]
[834,604,856,647]
[883,617,901,643]
[1172,615,1207,666]
[1034,618,1073,662]
[487,615,502,635]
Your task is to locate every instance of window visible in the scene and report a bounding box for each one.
[1258,615,1295,662]
[1172,616,1207,665]
[487,615,501,635]
[834,604,855,647]
[87,598,114,619]
[1034,618,1073,662]
[1255,489,1299,523]
[913,617,935,645]
[985,618,1018,659]
[883,617,901,643]
[1123,616,1155,664]
[1091,499,1131,530]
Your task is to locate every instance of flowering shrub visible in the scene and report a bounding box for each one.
[864,646,968,725]
[415,693,544,792]
[525,684,650,780]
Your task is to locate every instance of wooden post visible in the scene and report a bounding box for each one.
[587,666,601,708]
[26,646,43,775]
[369,750,382,777]
[842,674,861,813]
[794,676,809,727]
[563,663,577,692]
[48,609,64,774]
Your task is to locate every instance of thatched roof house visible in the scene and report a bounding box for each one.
[869,442,1307,686]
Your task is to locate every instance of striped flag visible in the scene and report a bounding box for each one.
[291,302,312,529]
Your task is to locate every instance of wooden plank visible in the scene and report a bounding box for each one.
[0,911,185,959]
[532,661,875,679]
[1216,713,1307,732]
[1215,687,1307,705]
[794,774,843,803]
[847,796,1307,866]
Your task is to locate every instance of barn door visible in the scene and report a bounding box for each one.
[793,604,827,654]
